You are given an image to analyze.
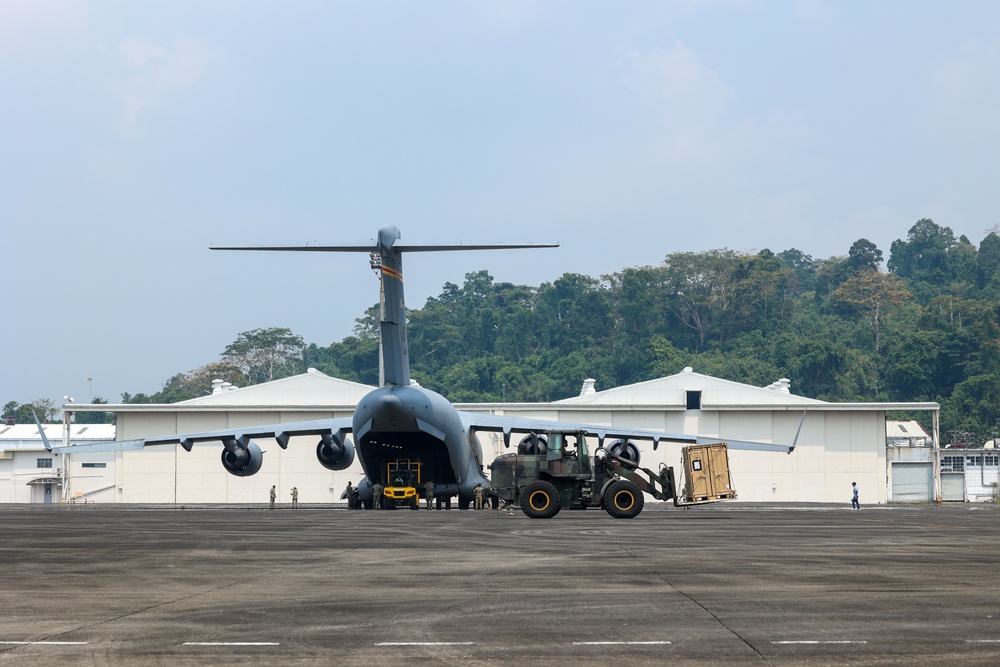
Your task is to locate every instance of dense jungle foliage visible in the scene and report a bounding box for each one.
[306,218,999,444]
[9,218,997,444]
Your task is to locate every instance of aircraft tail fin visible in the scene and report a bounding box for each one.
[211,225,558,387]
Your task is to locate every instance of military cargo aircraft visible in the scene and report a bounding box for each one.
[45,225,798,508]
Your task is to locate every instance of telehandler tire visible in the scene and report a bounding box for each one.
[521,480,561,519]
[604,480,644,518]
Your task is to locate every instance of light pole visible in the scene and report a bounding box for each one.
[62,396,74,502]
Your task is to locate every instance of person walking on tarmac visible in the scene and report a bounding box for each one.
[372,482,383,509]
[851,482,860,510]
[269,485,276,510]
[290,486,298,509]
[474,484,484,510]
[424,480,435,510]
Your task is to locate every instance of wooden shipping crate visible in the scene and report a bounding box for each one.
[681,443,737,502]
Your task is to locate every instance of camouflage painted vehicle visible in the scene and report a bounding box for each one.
[487,430,687,519]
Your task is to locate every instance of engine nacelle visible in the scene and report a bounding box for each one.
[608,439,640,465]
[221,441,264,477]
[316,432,356,471]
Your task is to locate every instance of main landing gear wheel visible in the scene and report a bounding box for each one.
[604,480,644,519]
[521,480,561,519]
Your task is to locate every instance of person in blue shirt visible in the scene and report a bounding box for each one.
[851,482,860,510]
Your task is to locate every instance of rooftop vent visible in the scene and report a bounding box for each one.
[579,378,597,396]
[212,379,239,394]
[764,378,791,393]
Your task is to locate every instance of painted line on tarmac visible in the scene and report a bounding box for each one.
[183,642,280,646]
[0,641,89,645]
[772,640,868,644]
[966,640,1000,643]
[376,642,475,646]
[573,641,671,645]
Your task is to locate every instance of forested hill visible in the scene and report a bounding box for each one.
[83,218,999,445]
[304,218,999,443]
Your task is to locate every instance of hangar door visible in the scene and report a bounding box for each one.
[891,462,933,503]
[941,472,965,502]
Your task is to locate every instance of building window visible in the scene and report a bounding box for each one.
[81,462,107,469]
[36,458,53,469]
[942,456,964,472]
[986,455,999,468]
[686,390,702,410]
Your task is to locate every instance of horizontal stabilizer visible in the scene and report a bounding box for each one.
[210,243,377,253]
[211,241,559,253]
[394,242,559,252]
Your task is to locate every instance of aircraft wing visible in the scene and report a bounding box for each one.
[461,411,802,454]
[45,417,355,454]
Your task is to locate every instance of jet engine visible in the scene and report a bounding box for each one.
[316,432,356,471]
[221,440,264,477]
[608,439,640,465]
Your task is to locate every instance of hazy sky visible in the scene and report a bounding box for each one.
[4,1,1000,406]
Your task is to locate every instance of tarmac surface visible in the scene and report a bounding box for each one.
[0,502,998,666]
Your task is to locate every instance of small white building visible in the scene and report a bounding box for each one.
[0,423,116,503]
[886,421,931,447]
[940,450,999,502]
[47,368,940,506]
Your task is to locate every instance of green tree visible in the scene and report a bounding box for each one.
[776,248,816,295]
[658,250,738,347]
[977,232,1000,290]
[74,397,114,424]
[2,399,58,424]
[833,270,912,353]
[888,218,956,285]
[222,327,305,384]
[847,238,883,273]
[122,363,247,404]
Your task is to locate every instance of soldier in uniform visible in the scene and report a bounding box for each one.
[424,480,435,510]
[269,485,276,510]
[473,484,484,510]
[345,481,355,509]
[372,482,383,509]
[290,486,298,509]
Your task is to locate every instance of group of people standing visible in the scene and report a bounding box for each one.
[269,480,863,510]
[340,479,491,510]
[268,485,298,509]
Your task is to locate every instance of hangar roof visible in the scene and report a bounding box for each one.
[177,368,375,407]
[0,423,116,451]
[0,424,116,440]
[557,368,823,407]
[56,368,937,414]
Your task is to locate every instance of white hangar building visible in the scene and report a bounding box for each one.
[44,368,939,506]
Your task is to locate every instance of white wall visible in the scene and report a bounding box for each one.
[104,404,889,505]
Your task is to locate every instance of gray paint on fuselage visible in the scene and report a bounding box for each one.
[352,384,489,501]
